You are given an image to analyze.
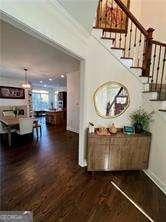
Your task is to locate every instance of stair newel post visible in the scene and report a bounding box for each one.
[142,28,155,77]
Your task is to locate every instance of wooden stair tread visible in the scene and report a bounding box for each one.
[150,99,166,101]
[139,75,152,78]
[93,26,102,29]
[159,109,166,112]
[121,57,133,60]
[101,37,115,40]
[130,66,143,69]
[142,91,157,93]
[111,47,125,50]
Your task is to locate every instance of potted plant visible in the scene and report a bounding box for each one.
[130,108,154,133]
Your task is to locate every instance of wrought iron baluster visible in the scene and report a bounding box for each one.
[136,32,142,66]
[128,21,133,57]
[119,8,123,48]
[155,45,162,91]
[114,33,117,47]
[102,29,105,38]
[123,32,127,57]
[134,26,137,47]
[159,46,166,99]
[151,44,157,89]
[142,37,148,71]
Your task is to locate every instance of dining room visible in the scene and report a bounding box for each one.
[0,19,80,148]
[0,83,42,146]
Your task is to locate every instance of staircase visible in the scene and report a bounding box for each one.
[92,0,166,113]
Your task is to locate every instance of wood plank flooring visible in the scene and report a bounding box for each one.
[0,122,166,221]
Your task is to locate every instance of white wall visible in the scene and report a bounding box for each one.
[86,37,143,128]
[140,0,166,42]
[60,0,98,32]
[130,0,142,19]
[0,76,27,106]
[138,0,166,194]
[67,71,80,133]
[78,36,143,163]
[143,97,166,194]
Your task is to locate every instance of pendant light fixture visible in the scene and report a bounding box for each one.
[22,68,31,89]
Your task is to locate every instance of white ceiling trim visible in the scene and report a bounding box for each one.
[49,0,90,40]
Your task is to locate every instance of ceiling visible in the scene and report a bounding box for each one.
[0,20,80,88]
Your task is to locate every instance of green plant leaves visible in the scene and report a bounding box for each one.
[130,108,154,130]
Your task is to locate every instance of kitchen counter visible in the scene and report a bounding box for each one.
[46,110,66,125]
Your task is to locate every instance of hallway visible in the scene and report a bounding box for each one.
[0,125,166,222]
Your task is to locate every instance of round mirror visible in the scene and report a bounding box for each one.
[94,82,130,118]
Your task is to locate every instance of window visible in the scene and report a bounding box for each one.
[32,90,49,111]
[54,91,58,109]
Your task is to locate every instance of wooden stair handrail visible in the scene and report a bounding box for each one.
[151,40,166,47]
[114,0,148,36]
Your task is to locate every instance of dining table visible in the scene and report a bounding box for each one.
[0,116,37,147]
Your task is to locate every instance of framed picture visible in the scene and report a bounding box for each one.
[0,86,25,99]
[96,0,130,33]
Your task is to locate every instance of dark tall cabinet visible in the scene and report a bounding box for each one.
[58,91,67,109]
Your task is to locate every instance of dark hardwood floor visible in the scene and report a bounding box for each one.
[0,121,166,222]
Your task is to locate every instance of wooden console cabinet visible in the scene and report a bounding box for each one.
[87,131,151,171]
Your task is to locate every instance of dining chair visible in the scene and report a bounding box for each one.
[16,118,33,135]
[2,110,15,117]
[0,122,16,146]
[0,122,8,134]
[33,121,42,138]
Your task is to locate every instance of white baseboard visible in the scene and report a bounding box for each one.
[144,169,166,195]
[67,126,79,134]
[79,159,87,167]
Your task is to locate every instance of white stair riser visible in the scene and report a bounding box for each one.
[161,101,166,109]
[130,68,142,76]
[143,83,150,91]
[91,29,102,39]
[143,92,158,100]
[150,101,166,110]
[100,39,114,48]
[139,77,149,84]
[160,112,166,121]
[91,29,115,47]
[111,49,123,59]
[120,58,133,68]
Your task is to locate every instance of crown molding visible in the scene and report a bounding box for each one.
[48,0,90,41]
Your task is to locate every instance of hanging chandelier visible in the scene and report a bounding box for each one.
[22,68,31,89]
